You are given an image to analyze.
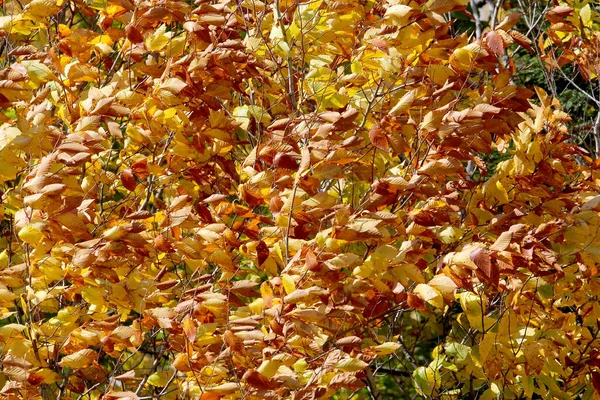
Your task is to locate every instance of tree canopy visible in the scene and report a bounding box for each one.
[0,0,599,399]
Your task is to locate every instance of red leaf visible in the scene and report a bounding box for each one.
[121,169,137,191]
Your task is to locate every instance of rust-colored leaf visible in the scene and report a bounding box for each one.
[256,240,269,266]
[485,31,505,56]
[121,169,137,191]
[369,125,390,151]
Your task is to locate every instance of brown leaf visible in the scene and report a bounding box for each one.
[115,370,138,382]
[26,372,45,386]
[203,194,227,204]
[223,330,244,354]
[156,279,178,290]
[125,210,152,219]
[293,386,327,400]
[230,280,259,297]
[508,30,533,53]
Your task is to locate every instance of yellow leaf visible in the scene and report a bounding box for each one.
[293,358,308,373]
[580,4,592,27]
[0,289,17,303]
[490,231,512,251]
[427,64,455,86]
[257,359,282,378]
[206,382,239,395]
[413,366,437,396]
[451,43,486,71]
[451,47,474,71]
[24,0,60,17]
[438,226,463,244]
[146,25,171,51]
[58,349,97,370]
[335,358,368,372]
[459,292,495,331]
[281,274,295,295]
[182,315,196,342]
[413,284,444,309]
[523,341,545,375]
[384,5,414,25]
[159,78,187,94]
[209,251,234,272]
[392,264,424,286]
[148,371,169,387]
[81,287,106,312]
[371,342,401,356]
[248,298,265,314]
[446,251,477,270]
[427,275,457,302]
[483,178,509,205]
[389,90,417,115]
[18,224,43,245]
[0,160,19,180]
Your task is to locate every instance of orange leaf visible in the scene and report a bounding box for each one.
[243,370,277,389]
[182,315,196,342]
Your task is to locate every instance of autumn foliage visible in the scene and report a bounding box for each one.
[0,0,599,398]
